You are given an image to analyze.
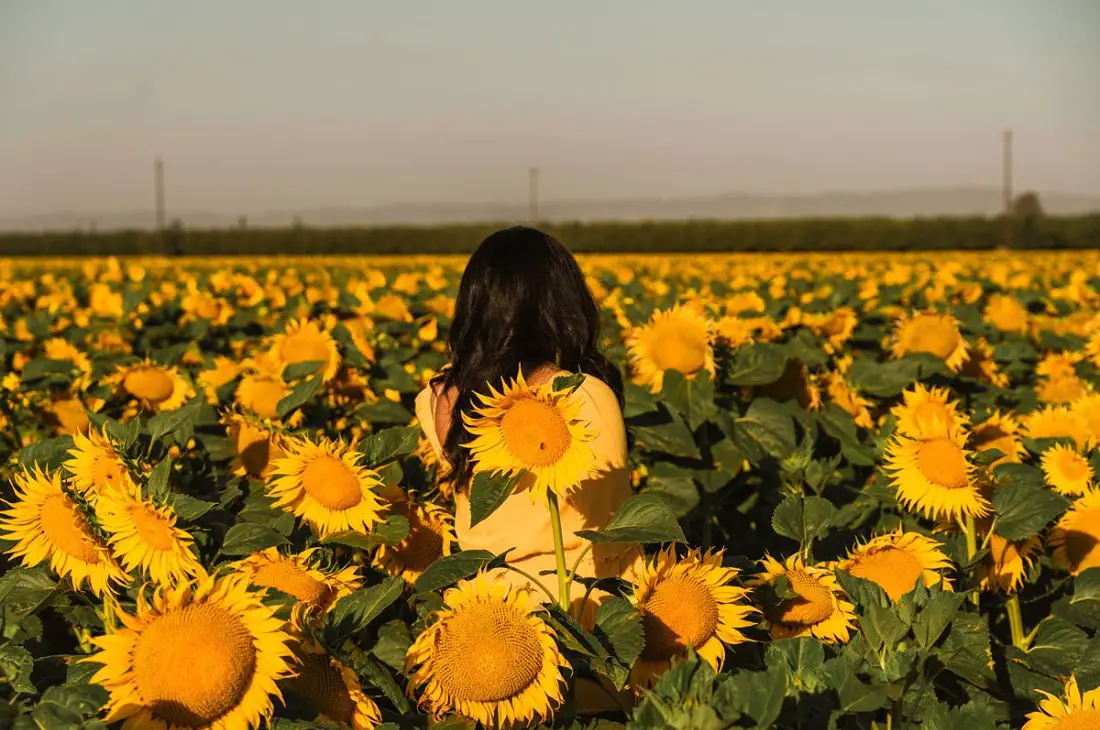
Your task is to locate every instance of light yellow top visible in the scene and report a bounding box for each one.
[414,374,642,603]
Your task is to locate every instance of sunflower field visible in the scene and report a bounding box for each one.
[3,251,1100,730]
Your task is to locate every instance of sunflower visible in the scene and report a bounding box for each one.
[751,555,855,644]
[236,368,291,421]
[837,531,953,601]
[1037,373,1090,405]
[463,369,598,504]
[1023,405,1090,450]
[41,391,95,435]
[269,319,341,383]
[267,438,388,538]
[231,547,361,618]
[405,573,569,728]
[0,467,128,597]
[63,429,135,497]
[971,411,1026,466]
[1049,490,1100,576]
[890,311,968,372]
[803,307,858,353]
[984,293,1030,334]
[86,574,294,730]
[282,640,381,730]
[628,547,757,689]
[42,337,94,388]
[1023,675,1100,729]
[198,356,240,402]
[884,420,989,521]
[95,486,204,586]
[1070,394,1100,449]
[890,383,965,438]
[955,337,1008,388]
[754,359,822,410]
[825,372,874,428]
[226,413,286,480]
[627,304,715,393]
[1041,444,1095,496]
[973,516,1041,593]
[374,499,456,586]
[111,361,192,413]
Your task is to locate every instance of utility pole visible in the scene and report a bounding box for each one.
[528,166,539,224]
[1002,129,1013,250]
[154,157,166,232]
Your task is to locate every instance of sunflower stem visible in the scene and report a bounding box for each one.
[1006,594,1026,649]
[962,514,979,607]
[547,492,571,609]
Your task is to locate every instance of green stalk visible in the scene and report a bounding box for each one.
[1006,594,1026,649]
[547,492,571,609]
[960,514,980,607]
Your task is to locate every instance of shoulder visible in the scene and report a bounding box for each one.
[577,374,619,410]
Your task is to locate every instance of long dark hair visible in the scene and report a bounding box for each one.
[433,226,623,486]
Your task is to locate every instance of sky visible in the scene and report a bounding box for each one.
[1,1,1098,218]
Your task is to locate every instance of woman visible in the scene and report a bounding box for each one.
[414,226,642,610]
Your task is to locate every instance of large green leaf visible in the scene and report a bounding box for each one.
[468,471,524,528]
[276,375,324,418]
[219,523,289,555]
[575,494,685,544]
[358,425,421,467]
[991,479,1070,540]
[413,550,511,595]
[771,494,836,547]
[327,576,404,639]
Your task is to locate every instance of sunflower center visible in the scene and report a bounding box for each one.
[130,504,178,551]
[916,438,970,490]
[123,367,175,404]
[767,570,834,628]
[1052,709,1100,730]
[435,601,543,702]
[640,575,719,660]
[251,560,329,605]
[500,397,572,467]
[280,331,331,369]
[905,319,959,359]
[286,653,355,724]
[133,604,257,727]
[301,456,363,510]
[1056,453,1090,482]
[651,327,708,375]
[846,547,925,601]
[394,511,445,574]
[40,494,101,564]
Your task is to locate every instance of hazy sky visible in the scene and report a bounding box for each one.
[1,1,1098,217]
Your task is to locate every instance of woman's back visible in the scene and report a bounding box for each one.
[415,370,641,600]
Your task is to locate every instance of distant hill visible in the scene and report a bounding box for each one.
[3,187,1099,232]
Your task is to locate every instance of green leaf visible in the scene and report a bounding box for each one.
[18,435,74,472]
[355,399,413,424]
[468,471,524,528]
[771,494,836,547]
[357,654,412,715]
[145,456,173,501]
[847,358,923,397]
[765,638,827,693]
[38,683,109,717]
[661,370,717,430]
[219,523,289,555]
[641,466,700,518]
[991,479,1070,540]
[413,549,509,595]
[726,343,789,385]
[1022,617,1090,676]
[1068,569,1100,629]
[575,494,685,544]
[372,620,413,672]
[937,611,995,686]
[282,360,326,380]
[592,597,644,688]
[357,425,421,467]
[630,411,700,460]
[734,398,796,460]
[1074,634,1100,689]
[319,513,410,549]
[861,600,907,650]
[276,375,324,419]
[912,589,967,649]
[169,493,217,521]
[147,399,202,444]
[552,372,586,393]
[20,357,76,383]
[822,656,889,714]
[0,643,35,694]
[327,576,404,638]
